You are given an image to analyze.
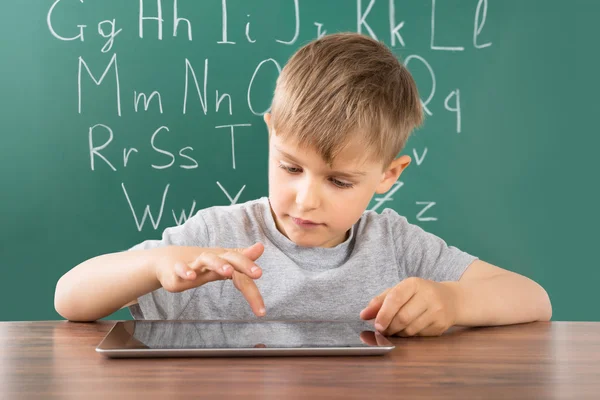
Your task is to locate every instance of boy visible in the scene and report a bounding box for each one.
[55,33,551,337]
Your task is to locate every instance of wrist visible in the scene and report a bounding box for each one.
[148,246,174,286]
[441,281,464,327]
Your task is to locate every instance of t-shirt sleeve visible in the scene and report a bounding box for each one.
[126,211,211,320]
[384,209,478,282]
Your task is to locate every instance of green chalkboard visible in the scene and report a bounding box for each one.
[1,0,598,322]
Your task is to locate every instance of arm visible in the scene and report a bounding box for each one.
[54,244,266,322]
[445,259,552,326]
[54,248,167,322]
[361,259,552,336]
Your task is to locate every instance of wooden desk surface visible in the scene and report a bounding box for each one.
[1,321,599,399]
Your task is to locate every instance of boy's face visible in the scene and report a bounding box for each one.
[265,114,411,248]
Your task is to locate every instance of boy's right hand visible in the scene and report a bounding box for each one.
[155,243,266,317]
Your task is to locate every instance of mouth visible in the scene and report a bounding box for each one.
[290,216,322,227]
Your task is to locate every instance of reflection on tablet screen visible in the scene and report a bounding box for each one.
[130,320,381,349]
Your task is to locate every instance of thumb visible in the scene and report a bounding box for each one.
[360,288,392,320]
[233,242,265,261]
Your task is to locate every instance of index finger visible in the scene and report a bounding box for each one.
[218,251,263,279]
[375,281,418,332]
[232,272,266,317]
[360,288,392,320]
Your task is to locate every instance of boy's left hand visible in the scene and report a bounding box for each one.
[360,277,460,337]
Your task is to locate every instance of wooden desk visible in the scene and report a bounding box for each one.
[1,321,598,399]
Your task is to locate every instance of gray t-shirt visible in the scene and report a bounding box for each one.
[128,197,477,321]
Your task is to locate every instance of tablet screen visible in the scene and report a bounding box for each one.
[109,320,389,349]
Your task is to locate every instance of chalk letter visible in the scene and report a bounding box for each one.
[216,181,246,205]
[98,20,122,53]
[416,202,437,222]
[404,55,435,116]
[172,200,197,225]
[151,126,175,169]
[123,148,138,167]
[314,22,327,39]
[122,183,169,231]
[47,0,86,42]
[218,0,235,44]
[216,91,232,115]
[135,90,163,113]
[430,0,463,51]
[246,15,256,43]
[444,89,461,133]
[183,59,208,115]
[357,0,377,40]
[139,0,163,40]
[173,0,192,40]
[389,0,405,47]
[247,59,282,116]
[370,181,404,212]
[474,0,492,49]
[413,147,428,166]
[89,124,117,171]
[179,147,198,169]
[78,53,122,116]
[276,0,300,45]
[215,124,252,169]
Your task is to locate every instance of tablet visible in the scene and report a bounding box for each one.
[96,320,395,358]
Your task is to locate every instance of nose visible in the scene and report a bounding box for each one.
[295,176,320,212]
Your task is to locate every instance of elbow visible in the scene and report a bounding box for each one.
[537,285,553,322]
[54,277,70,319]
[54,277,98,322]
[54,303,98,323]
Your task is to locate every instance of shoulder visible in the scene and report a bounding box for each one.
[355,207,428,246]
[357,207,411,233]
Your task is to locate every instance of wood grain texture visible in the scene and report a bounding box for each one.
[1,321,599,399]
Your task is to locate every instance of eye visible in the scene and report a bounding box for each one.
[330,178,354,189]
[278,162,302,174]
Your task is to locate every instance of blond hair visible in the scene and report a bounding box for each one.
[270,32,423,168]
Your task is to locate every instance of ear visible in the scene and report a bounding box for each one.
[375,155,411,194]
[264,113,273,141]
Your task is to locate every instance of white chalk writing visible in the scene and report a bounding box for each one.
[44,1,494,230]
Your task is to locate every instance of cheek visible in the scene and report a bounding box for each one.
[328,189,373,224]
[268,166,290,207]
[336,202,365,222]
[268,161,283,188]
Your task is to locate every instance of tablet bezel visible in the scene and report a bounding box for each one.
[96,320,395,358]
